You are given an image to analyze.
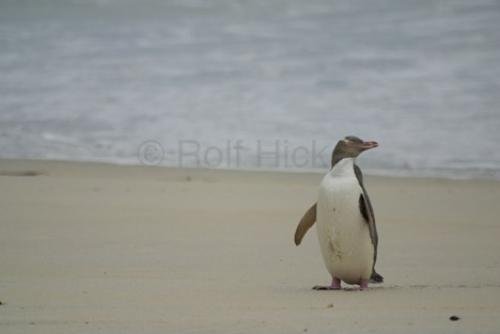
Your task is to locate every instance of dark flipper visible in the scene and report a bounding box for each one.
[294,203,316,246]
[355,164,383,283]
[359,194,384,283]
[359,194,369,222]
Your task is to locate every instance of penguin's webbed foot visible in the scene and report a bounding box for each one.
[359,279,369,291]
[312,285,341,291]
[313,276,341,290]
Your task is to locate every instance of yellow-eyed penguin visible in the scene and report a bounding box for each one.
[294,136,382,290]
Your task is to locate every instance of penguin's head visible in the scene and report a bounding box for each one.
[331,136,378,166]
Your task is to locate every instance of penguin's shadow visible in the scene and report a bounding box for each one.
[311,285,398,292]
[312,284,500,292]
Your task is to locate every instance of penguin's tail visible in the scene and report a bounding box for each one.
[370,271,384,284]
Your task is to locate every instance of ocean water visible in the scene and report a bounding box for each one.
[1,0,500,179]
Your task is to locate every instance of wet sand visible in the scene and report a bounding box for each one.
[1,159,499,333]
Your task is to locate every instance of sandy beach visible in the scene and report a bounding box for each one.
[1,158,499,333]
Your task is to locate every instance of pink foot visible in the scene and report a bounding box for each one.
[359,279,369,291]
[313,276,341,290]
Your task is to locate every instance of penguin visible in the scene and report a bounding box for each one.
[294,136,382,290]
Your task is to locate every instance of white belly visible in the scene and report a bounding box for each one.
[316,162,374,285]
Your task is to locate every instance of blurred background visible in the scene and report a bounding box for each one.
[1,0,499,178]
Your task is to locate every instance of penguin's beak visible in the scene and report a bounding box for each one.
[359,141,378,151]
